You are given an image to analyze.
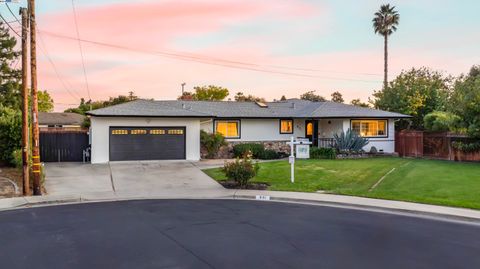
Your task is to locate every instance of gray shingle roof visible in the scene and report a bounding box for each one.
[39,112,85,125]
[86,99,410,119]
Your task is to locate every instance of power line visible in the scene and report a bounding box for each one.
[5,3,21,24]
[71,0,91,100]
[0,12,20,37]
[39,30,382,83]
[37,30,82,101]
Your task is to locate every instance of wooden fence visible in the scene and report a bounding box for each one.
[395,131,480,162]
[40,128,89,162]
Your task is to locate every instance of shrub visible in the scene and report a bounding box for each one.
[0,106,22,165]
[11,149,23,168]
[233,143,264,158]
[222,152,259,188]
[310,147,336,159]
[452,141,480,152]
[200,130,227,158]
[424,111,462,132]
[333,129,369,154]
[258,149,279,160]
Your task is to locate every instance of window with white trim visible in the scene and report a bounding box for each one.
[351,119,387,137]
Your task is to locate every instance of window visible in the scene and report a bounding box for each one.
[351,119,387,137]
[215,120,240,138]
[280,119,293,134]
[112,129,128,135]
[306,122,313,136]
[168,129,184,135]
[131,129,147,135]
[149,129,165,135]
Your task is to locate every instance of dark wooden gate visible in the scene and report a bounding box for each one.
[40,128,89,162]
[395,130,423,157]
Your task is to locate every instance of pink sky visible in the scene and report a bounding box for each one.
[13,0,478,111]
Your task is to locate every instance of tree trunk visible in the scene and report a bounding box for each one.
[384,35,388,89]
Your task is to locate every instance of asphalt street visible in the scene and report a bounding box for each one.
[1,199,479,268]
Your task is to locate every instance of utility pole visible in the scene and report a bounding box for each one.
[181,82,186,95]
[20,7,30,196]
[29,0,41,195]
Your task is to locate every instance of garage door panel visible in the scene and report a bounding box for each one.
[109,127,186,161]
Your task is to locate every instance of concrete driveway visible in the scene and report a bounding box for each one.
[45,161,224,196]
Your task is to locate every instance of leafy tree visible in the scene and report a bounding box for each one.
[373,67,451,129]
[234,92,266,102]
[0,21,21,110]
[178,91,194,100]
[177,85,229,101]
[0,105,21,164]
[193,85,229,101]
[37,90,54,112]
[280,95,287,101]
[448,65,480,138]
[350,98,370,108]
[424,111,462,132]
[373,4,400,89]
[300,91,326,102]
[331,91,344,103]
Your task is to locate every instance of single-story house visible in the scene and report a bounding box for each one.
[86,99,410,163]
[39,112,85,129]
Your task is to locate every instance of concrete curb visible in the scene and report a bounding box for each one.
[233,194,480,224]
[231,190,480,224]
[2,190,480,224]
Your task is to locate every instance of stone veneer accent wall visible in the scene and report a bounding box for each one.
[201,141,291,159]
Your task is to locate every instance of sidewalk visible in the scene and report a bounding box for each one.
[1,188,480,223]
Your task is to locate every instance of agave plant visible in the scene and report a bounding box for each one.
[333,129,369,154]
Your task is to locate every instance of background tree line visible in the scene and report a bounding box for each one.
[373,65,480,138]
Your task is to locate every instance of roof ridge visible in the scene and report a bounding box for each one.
[158,101,213,116]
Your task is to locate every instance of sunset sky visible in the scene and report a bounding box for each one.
[2,0,479,111]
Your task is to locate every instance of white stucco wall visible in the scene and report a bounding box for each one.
[340,118,395,153]
[318,119,344,138]
[90,117,202,163]
[201,118,306,142]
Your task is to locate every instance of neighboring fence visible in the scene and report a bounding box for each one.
[395,130,480,162]
[40,128,89,162]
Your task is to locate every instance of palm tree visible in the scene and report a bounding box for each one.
[373,4,400,89]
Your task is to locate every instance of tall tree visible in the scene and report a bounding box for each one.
[373,67,451,129]
[0,21,21,109]
[373,4,400,89]
[37,90,54,112]
[448,65,480,138]
[177,85,229,101]
[331,91,344,103]
[300,91,325,102]
[192,85,229,101]
[280,95,287,101]
[350,98,370,108]
[234,92,266,102]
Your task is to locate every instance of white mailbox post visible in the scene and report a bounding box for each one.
[288,137,312,183]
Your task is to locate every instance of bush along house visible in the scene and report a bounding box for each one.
[85,99,410,163]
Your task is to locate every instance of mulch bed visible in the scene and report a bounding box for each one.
[218,180,269,190]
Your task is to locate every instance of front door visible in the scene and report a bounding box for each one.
[305,120,318,146]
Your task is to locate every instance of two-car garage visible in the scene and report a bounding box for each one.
[109,127,186,161]
[89,116,202,163]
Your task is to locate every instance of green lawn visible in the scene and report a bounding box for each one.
[203,158,480,209]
